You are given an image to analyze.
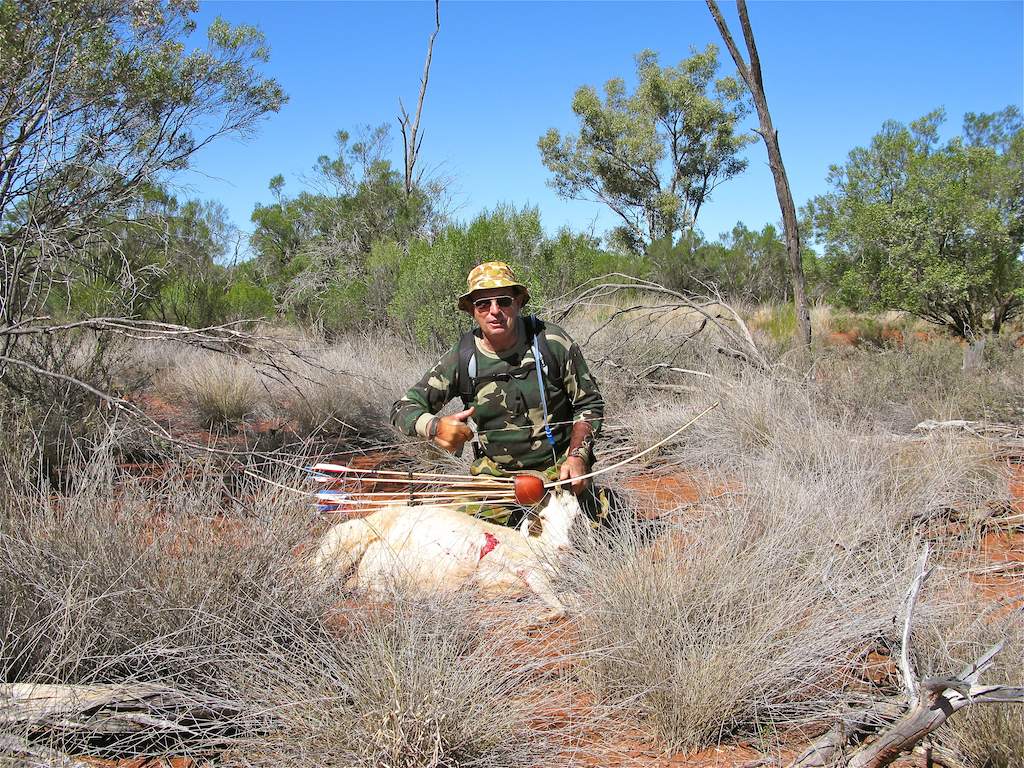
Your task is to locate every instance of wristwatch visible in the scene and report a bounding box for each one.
[568,434,594,462]
[568,446,589,461]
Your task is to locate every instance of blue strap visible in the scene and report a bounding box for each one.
[531,332,558,464]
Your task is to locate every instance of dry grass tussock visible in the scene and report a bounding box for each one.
[549,299,1018,756]
[145,330,434,443]
[270,334,434,440]
[235,592,583,768]
[0,438,580,765]
[561,424,1015,754]
[157,350,271,428]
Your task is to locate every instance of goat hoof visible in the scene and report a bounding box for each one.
[526,608,566,630]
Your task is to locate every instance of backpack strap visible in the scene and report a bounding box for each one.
[455,316,563,409]
[456,329,477,409]
[525,315,562,385]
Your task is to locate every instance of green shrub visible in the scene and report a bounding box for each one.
[389,207,541,348]
[226,278,276,321]
[154,272,232,327]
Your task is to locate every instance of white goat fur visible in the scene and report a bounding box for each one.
[312,490,582,621]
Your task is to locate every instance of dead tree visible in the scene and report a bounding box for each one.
[398,0,441,197]
[790,546,1024,768]
[706,0,812,348]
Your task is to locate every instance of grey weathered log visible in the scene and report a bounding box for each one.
[1,682,245,743]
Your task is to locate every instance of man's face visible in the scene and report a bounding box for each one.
[470,287,522,347]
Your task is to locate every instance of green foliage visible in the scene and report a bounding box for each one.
[539,46,753,254]
[0,0,284,318]
[808,107,1024,340]
[249,127,437,329]
[387,206,629,348]
[225,277,276,322]
[154,271,232,328]
[389,209,532,348]
[647,222,818,301]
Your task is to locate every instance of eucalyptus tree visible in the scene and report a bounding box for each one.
[538,46,753,255]
[0,0,284,337]
[808,107,1024,367]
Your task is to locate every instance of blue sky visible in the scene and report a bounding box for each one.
[179,1,1024,252]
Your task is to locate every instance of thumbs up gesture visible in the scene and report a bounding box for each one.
[434,406,475,454]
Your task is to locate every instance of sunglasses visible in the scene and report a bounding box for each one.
[472,295,516,312]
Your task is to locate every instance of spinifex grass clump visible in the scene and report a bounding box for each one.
[0,450,326,692]
[164,353,268,429]
[236,592,579,768]
[565,468,914,750]
[561,399,1006,753]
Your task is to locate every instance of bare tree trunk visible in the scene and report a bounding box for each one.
[962,336,986,371]
[398,0,440,197]
[706,0,812,348]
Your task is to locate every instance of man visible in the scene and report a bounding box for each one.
[390,262,605,523]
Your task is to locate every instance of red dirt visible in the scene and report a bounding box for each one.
[624,471,735,516]
[880,327,904,346]
[826,329,860,346]
[1010,462,1024,514]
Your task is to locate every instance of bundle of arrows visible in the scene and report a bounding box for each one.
[308,463,547,513]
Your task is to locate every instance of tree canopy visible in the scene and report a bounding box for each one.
[808,107,1024,341]
[538,46,753,255]
[0,0,284,331]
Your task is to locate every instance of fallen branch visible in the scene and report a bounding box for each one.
[789,548,1024,768]
[0,682,248,748]
[553,274,769,370]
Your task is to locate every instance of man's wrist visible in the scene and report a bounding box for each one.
[427,416,441,439]
[567,431,594,463]
[567,446,590,463]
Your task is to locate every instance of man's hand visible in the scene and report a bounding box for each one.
[434,406,475,454]
[559,455,590,495]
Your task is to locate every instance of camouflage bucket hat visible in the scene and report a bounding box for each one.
[457,261,531,313]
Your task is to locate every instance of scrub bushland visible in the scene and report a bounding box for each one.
[2,303,1020,765]
[0,444,579,766]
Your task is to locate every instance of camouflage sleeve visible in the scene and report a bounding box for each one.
[545,323,604,437]
[389,344,461,437]
[563,340,604,437]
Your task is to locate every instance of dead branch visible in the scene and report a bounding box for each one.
[705,0,811,347]
[789,547,1024,768]
[0,682,248,747]
[554,274,768,370]
[399,0,440,196]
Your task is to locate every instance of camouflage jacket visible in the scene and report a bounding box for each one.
[390,319,603,471]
